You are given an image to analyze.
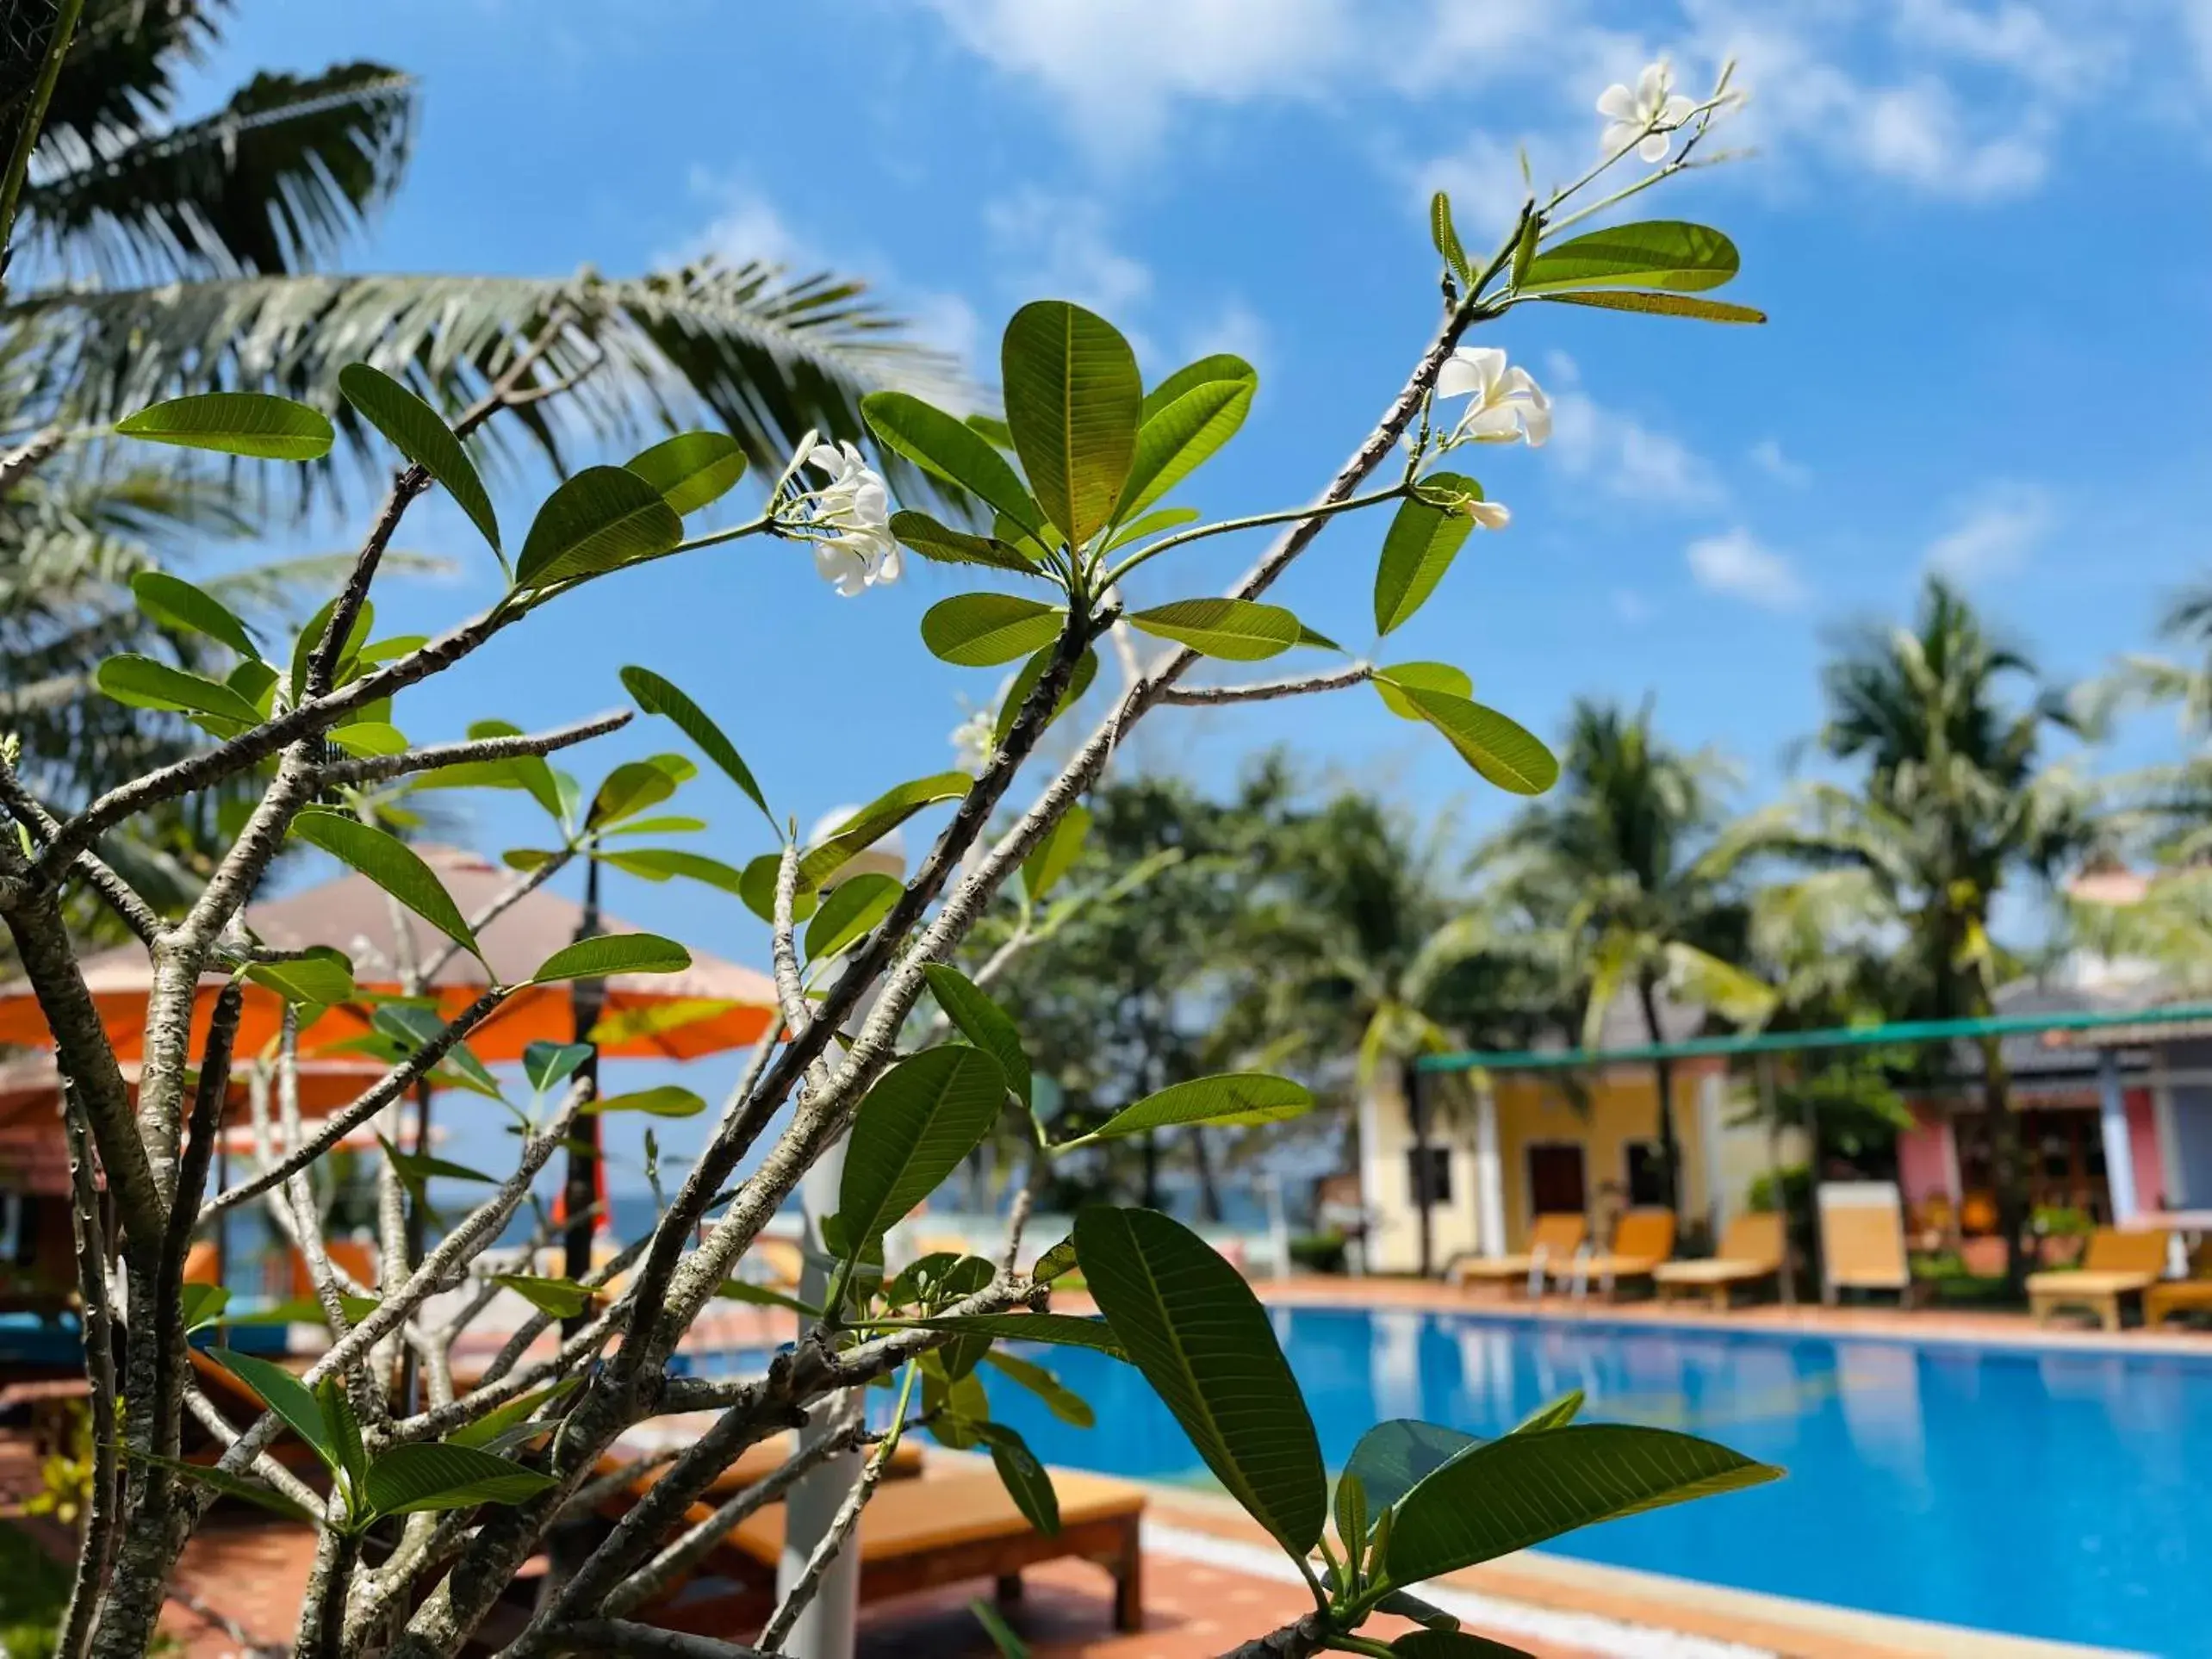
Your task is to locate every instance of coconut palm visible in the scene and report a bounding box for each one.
[1489,698,1771,1218]
[1707,577,2097,1288]
[2,1,950,489]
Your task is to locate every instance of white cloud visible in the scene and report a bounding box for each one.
[673,173,812,270]
[1547,388,1722,507]
[1925,484,2054,579]
[983,190,1152,317]
[1687,526,1806,610]
[1749,437,1811,486]
[1857,81,2047,200]
[1179,297,1270,370]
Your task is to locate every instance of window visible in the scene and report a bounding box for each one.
[1407,1146,1452,1206]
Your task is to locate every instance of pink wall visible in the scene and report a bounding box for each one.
[1897,1104,1956,1206]
[2127,1088,2165,1214]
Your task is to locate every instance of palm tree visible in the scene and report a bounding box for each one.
[1490,698,1770,1220]
[3,2,950,488]
[1709,577,2096,1289]
[0,3,947,937]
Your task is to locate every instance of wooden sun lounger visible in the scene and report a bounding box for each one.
[1652,1212,1786,1310]
[616,1466,1146,1637]
[1451,1213,1587,1297]
[2027,1228,2170,1330]
[2144,1279,2212,1330]
[1817,1182,1916,1308]
[1552,1208,1675,1301]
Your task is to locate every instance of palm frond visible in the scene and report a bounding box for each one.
[19,63,414,281]
[10,262,964,505]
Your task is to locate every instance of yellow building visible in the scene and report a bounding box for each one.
[1355,1026,1792,1275]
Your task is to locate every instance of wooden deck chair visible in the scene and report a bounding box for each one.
[1451,1213,1586,1298]
[289,1239,377,1302]
[1556,1208,1676,1302]
[607,1466,1146,1637]
[2026,1227,2170,1331]
[1653,1212,1786,1310]
[1818,1182,1914,1307]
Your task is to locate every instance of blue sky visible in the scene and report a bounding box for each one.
[171,2,2212,1180]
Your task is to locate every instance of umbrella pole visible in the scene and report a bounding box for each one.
[562,856,605,1328]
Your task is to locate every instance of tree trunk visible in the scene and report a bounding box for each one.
[1976,1030,2029,1294]
[1190,1127,1224,1225]
[1636,976,1681,1221]
[1140,1131,1161,1211]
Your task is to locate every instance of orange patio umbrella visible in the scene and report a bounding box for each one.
[0,846,777,1065]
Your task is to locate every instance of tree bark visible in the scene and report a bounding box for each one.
[1976,1030,2029,1293]
[1190,1126,1224,1225]
[1636,974,1681,1222]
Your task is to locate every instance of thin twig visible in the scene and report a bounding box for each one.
[317,710,630,788]
[1159,664,1372,705]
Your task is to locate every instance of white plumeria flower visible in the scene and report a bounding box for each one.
[950,705,997,774]
[1598,59,1697,163]
[1466,497,1510,530]
[1434,346,1550,447]
[802,441,901,596]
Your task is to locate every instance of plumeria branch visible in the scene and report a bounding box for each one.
[1161,664,1373,705]
[314,710,631,788]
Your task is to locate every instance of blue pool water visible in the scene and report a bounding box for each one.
[972,1306,2209,1656]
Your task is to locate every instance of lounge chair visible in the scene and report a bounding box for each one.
[612,1466,1146,1637]
[603,1430,925,1504]
[1552,1209,1675,1302]
[2027,1228,2171,1330]
[1652,1212,1786,1310]
[1451,1213,1587,1298]
[1817,1182,1915,1308]
[2145,1279,2212,1330]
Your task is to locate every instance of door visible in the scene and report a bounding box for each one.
[1526,1142,1588,1219]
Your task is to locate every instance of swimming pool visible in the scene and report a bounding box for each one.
[972,1306,2209,1656]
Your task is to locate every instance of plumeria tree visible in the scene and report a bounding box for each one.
[0,54,1784,1659]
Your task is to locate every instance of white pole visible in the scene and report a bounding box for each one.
[2096,1047,2139,1225]
[778,816,905,1659]
[1475,1079,1506,1258]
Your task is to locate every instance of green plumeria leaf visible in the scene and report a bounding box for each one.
[527,933,691,985]
[974,1421,1060,1536]
[1373,664,1473,721]
[966,413,1017,450]
[360,1441,557,1517]
[115,391,333,460]
[1391,1632,1537,1659]
[130,570,260,660]
[1384,1425,1780,1585]
[832,1047,1008,1256]
[805,872,902,960]
[889,510,1041,574]
[1396,690,1558,795]
[598,847,751,900]
[984,1350,1094,1428]
[1531,290,1765,324]
[922,593,1066,668]
[325,722,407,757]
[969,1596,1031,1659]
[1513,1389,1584,1434]
[1345,1420,1479,1518]
[513,465,684,590]
[447,1379,578,1450]
[291,810,480,958]
[619,666,776,831]
[96,656,264,725]
[624,431,747,515]
[179,1281,230,1334]
[339,363,500,554]
[209,1350,334,1469]
[905,1313,1128,1363]
[922,964,1031,1108]
[318,1376,370,1501]
[523,1041,593,1094]
[1031,1236,1079,1283]
[1001,300,1140,546]
[1128,598,1301,661]
[587,754,693,828]
[1083,1073,1311,1141]
[863,392,1049,537]
[1430,191,1473,288]
[1114,354,1256,519]
[718,1280,823,1316]
[581,1084,706,1117]
[491,1274,596,1320]
[1519,221,1739,294]
[798,773,972,890]
[1103,505,1200,552]
[1076,1207,1325,1555]
[1374,474,1482,635]
[1022,802,1090,904]
[243,947,354,1007]
[287,595,372,707]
